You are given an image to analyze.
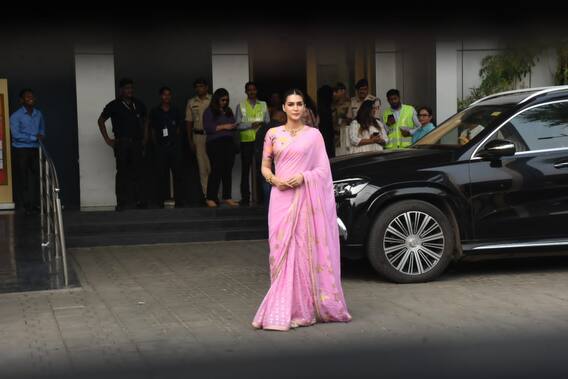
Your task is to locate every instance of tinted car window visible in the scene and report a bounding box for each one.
[415,105,508,147]
[501,102,568,152]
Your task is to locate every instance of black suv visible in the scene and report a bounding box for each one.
[332,86,568,283]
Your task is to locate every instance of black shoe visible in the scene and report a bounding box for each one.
[115,204,125,212]
[239,199,250,207]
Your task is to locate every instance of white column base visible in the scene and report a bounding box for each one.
[0,202,15,210]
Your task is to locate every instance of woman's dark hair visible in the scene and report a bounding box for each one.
[209,88,233,118]
[417,106,432,116]
[304,94,318,117]
[283,89,319,119]
[282,88,305,104]
[356,100,378,133]
[417,106,435,124]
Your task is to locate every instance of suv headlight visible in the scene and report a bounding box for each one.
[333,178,369,199]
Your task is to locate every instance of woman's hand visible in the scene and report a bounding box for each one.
[372,135,384,144]
[271,176,291,191]
[218,123,235,131]
[216,123,235,132]
[286,174,304,188]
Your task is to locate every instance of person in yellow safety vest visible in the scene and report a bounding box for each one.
[235,81,270,206]
[383,88,421,149]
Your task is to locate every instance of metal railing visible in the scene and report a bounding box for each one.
[39,140,69,287]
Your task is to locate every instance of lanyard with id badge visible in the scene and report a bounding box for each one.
[162,118,176,139]
[122,99,142,124]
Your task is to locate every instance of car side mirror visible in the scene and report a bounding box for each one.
[477,139,516,160]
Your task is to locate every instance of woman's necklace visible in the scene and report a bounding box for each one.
[284,124,303,137]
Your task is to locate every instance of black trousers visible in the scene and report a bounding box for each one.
[155,142,184,205]
[206,138,235,202]
[178,130,206,207]
[240,141,255,202]
[114,139,144,207]
[12,147,39,210]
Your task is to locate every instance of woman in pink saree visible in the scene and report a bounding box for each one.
[252,89,352,331]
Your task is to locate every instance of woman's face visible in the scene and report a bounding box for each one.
[372,101,381,118]
[418,109,432,126]
[283,94,305,122]
[219,95,229,109]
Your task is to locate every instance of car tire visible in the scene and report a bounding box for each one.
[367,200,455,283]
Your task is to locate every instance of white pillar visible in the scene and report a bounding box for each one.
[375,41,399,109]
[211,41,249,111]
[75,44,117,208]
[436,41,459,125]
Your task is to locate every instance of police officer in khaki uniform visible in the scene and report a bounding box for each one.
[346,79,376,121]
[185,78,212,197]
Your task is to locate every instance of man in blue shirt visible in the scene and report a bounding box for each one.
[10,88,45,214]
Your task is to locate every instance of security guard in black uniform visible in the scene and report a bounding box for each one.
[147,86,186,207]
[98,78,147,211]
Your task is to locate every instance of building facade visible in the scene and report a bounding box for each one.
[0,24,560,209]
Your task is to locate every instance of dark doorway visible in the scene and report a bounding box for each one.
[250,35,306,103]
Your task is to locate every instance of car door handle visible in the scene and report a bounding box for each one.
[553,162,568,169]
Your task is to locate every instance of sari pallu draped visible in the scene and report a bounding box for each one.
[252,126,352,331]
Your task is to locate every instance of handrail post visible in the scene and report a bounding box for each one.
[39,147,45,244]
[56,195,68,287]
[45,158,52,261]
[38,141,69,288]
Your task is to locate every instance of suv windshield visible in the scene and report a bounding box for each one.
[413,105,512,147]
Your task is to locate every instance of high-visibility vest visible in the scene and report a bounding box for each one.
[383,104,416,149]
[239,100,267,143]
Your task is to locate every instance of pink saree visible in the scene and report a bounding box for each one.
[252,126,352,331]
